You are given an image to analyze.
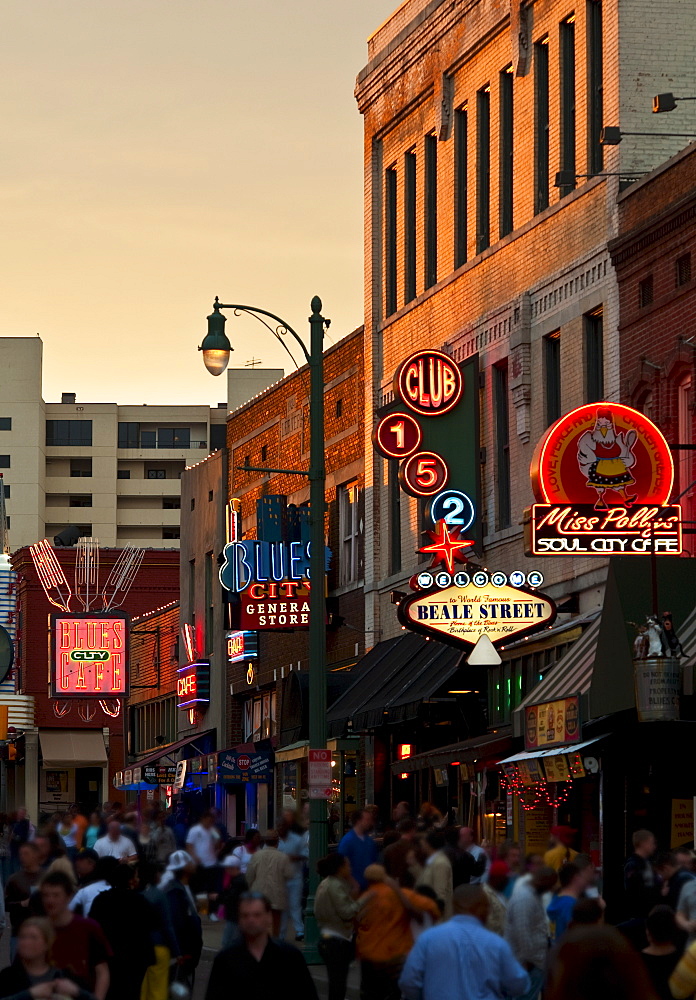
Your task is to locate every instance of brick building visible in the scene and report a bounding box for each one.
[221,326,365,834]
[610,143,696,532]
[348,0,696,843]
[10,547,179,820]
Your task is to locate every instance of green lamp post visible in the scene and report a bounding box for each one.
[200,295,329,962]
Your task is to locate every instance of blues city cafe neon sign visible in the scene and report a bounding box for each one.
[526,402,681,555]
[50,613,129,698]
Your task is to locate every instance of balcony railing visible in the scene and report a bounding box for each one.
[117,440,208,450]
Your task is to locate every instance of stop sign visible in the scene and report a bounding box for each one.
[237,755,251,770]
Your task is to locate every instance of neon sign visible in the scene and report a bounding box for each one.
[399,451,449,497]
[177,660,210,709]
[397,576,556,650]
[227,631,259,664]
[372,411,422,459]
[51,613,129,698]
[219,539,312,593]
[394,350,463,416]
[527,402,681,556]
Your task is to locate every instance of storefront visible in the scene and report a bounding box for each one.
[38,729,110,816]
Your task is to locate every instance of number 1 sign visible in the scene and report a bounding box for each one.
[372,411,422,459]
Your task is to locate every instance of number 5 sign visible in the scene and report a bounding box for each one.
[399,451,449,497]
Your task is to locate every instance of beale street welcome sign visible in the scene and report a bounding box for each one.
[526,402,681,556]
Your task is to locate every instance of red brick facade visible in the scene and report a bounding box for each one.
[610,145,696,532]
[225,327,365,748]
[12,547,179,786]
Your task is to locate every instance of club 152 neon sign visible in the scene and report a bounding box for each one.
[51,613,129,698]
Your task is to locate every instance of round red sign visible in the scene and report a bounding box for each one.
[237,755,251,770]
[531,402,674,506]
[394,350,463,416]
[399,451,449,497]
[372,411,422,459]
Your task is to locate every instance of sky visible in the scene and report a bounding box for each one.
[0,0,397,405]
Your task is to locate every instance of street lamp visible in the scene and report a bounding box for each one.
[200,294,330,962]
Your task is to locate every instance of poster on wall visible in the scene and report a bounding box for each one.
[524,696,581,750]
[40,768,75,810]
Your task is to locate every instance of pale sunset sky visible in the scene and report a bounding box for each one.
[0,1,396,405]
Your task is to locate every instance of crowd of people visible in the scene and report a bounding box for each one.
[0,801,695,1000]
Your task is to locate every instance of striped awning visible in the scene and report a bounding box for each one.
[677,607,696,691]
[512,617,601,736]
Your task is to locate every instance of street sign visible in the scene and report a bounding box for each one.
[308,786,333,799]
[308,748,332,786]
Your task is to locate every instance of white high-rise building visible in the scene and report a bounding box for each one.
[0,338,282,549]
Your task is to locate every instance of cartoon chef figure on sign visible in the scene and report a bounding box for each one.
[577,406,638,509]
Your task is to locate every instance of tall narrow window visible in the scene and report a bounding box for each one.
[404,150,417,302]
[499,67,514,238]
[384,166,397,317]
[559,16,576,197]
[678,375,693,510]
[534,38,550,213]
[388,459,402,575]
[205,551,214,655]
[584,309,604,401]
[455,107,468,268]
[587,1,604,175]
[494,363,511,529]
[424,134,438,289]
[476,87,491,253]
[545,331,561,425]
[339,482,360,586]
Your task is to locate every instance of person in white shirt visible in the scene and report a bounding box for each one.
[224,828,262,875]
[93,820,138,862]
[69,850,115,917]
[186,811,220,915]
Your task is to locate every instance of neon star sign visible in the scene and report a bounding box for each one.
[419,520,474,573]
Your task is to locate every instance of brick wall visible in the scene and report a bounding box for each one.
[225,328,365,747]
[610,144,696,530]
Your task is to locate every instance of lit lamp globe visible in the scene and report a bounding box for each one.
[199,304,232,376]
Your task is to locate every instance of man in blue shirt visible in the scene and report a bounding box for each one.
[338,810,378,891]
[399,884,529,1000]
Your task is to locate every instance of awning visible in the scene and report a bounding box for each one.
[328,633,464,736]
[392,728,513,773]
[40,730,107,769]
[498,737,604,763]
[513,617,601,737]
[129,729,215,769]
[676,606,696,693]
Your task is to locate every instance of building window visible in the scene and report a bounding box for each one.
[0,418,11,431]
[261,445,268,463]
[71,459,92,478]
[534,38,550,213]
[499,67,514,238]
[140,429,157,448]
[147,469,166,479]
[163,527,180,540]
[335,398,343,419]
[244,454,250,472]
[677,253,692,287]
[639,275,654,308]
[117,422,139,448]
[2,486,9,498]
[162,497,181,509]
[424,133,438,289]
[454,108,468,268]
[476,86,491,254]
[5,517,8,530]
[190,498,195,511]
[69,495,92,507]
[584,309,604,401]
[404,149,417,301]
[208,490,214,502]
[205,551,214,655]
[559,16,576,197]
[158,427,191,449]
[388,459,402,575]
[210,424,226,451]
[46,420,92,447]
[0,457,9,469]
[545,331,562,425]
[678,375,693,506]
[494,364,511,529]
[587,1,604,175]
[339,482,360,586]
[130,696,177,755]
[384,166,398,317]
[116,469,130,480]
[189,559,196,626]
